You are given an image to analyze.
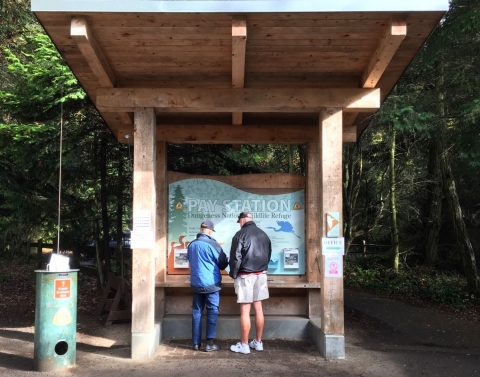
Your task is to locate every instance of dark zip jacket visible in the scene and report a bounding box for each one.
[229,221,272,279]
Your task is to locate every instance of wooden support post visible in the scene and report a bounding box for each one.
[319,107,345,358]
[155,141,167,321]
[131,107,160,359]
[306,142,321,318]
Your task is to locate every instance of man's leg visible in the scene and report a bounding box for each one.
[252,300,264,342]
[192,293,205,346]
[240,303,252,344]
[205,291,220,342]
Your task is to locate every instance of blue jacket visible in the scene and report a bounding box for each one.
[187,232,228,293]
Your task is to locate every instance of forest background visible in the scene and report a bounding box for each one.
[0,0,479,310]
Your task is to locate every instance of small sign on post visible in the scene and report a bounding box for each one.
[322,237,345,256]
[326,212,340,237]
[324,256,343,278]
[131,209,153,249]
[322,237,344,279]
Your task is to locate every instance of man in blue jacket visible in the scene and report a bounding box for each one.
[187,220,228,352]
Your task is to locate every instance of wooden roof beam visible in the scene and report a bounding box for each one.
[96,88,380,113]
[71,16,116,88]
[118,124,357,144]
[232,15,247,151]
[345,18,407,137]
[232,15,247,91]
[361,18,407,88]
[71,16,132,126]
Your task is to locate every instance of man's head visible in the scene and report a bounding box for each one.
[200,220,215,235]
[237,211,253,227]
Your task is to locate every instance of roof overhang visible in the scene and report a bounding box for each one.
[31,0,449,144]
[32,1,449,13]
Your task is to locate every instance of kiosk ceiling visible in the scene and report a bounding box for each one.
[32,0,448,143]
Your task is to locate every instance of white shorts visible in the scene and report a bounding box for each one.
[234,273,269,303]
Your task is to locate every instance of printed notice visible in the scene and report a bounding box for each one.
[132,210,153,248]
[174,249,189,268]
[131,230,154,249]
[283,248,299,269]
[325,256,343,278]
[133,210,151,231]
[54,279,71,299]
[322,237,345,255]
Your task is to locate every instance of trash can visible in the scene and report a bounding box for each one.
[33,269,79,372]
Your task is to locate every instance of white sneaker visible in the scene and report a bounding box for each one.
[230,342,250,354]
[249,339,264,351]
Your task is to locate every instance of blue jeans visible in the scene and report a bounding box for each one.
[192,291,220,345]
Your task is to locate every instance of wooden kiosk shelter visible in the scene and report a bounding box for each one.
[32,0,448,359]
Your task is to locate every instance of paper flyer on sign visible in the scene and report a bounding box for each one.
[283,248,299,269]
[174,249,189,268]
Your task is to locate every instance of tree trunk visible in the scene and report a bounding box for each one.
[298,145,306,175]
[434,57,480,295]
[389,123,400,272]
[343,143,363,253]
[424,137,443,266]
[36,238,43,269]
[441,152,480,295]
[115,156,124,278]
[94,219,105,289]
[288,145,294,173]
[425,59,445,266]
[100,135,111,274]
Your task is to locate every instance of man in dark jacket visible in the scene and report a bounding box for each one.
[187,220,228,352]
[229,211,272,354]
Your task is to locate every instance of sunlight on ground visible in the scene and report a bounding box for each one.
[0,326,116,348]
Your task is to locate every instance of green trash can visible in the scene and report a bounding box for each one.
[34,270,79,372]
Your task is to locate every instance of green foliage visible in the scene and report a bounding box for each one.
[345,256,476,307]
[0,30,86,123]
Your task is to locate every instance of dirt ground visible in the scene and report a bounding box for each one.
[1,261,480,376]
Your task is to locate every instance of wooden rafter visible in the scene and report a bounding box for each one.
[345,18,407,133]
[71,16,132,127]
[71,16,116,88]
[361,18,407,88]
[232,15,247,150]
[96,88,380,113]
[232,15,247,91]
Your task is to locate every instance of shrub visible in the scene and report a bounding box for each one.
[344,256,474,307]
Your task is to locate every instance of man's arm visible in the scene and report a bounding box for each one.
[217,249,229,270]
[268,239,272,264]
[228,235,242,279]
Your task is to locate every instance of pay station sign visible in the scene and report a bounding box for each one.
[322,237,345,256]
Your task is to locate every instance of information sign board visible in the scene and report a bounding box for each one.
[168,179,305,275]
